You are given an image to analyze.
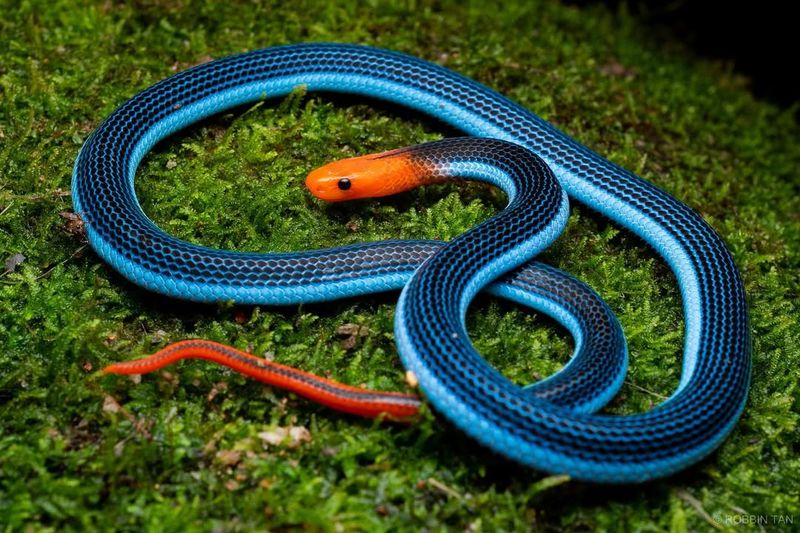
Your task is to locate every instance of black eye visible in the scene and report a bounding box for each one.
[337,178,352,191]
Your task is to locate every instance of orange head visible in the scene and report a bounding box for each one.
[305,149,439,202]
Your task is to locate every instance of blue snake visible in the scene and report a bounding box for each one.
[72,43,750,483]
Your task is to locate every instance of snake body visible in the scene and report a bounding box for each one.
[73,43,750,483]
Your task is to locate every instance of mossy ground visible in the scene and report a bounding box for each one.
[1,0,798,531]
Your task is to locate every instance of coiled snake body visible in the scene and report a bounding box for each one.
[73,43,750,483]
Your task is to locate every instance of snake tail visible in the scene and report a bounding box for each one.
[103,340,421,420]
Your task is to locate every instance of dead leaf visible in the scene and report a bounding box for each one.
[258,426,311,449]
[151,329,167,344]
[336,323,369,350]
[113,439,126,457]
[102,395,121,414]
[599,60,638,78]
[288,426,311,445]
[207,381,228,402]
[4,253,25,273]
[216,449,242,466]
[336,323,369,337]
[59,211,86,239]
[340,335,358,351]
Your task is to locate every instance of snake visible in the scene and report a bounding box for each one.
[72,43,750,483]
[100,138,627,420]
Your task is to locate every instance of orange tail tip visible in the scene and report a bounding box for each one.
[305,149,434,202]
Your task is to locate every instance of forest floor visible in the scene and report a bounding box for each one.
[1,1,798,530]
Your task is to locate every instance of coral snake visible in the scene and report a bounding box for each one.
[73,43,750,483]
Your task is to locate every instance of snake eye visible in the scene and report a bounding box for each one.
[337,178,352,191]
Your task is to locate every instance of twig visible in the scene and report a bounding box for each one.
[677,489,722,530]
[427,477,462,500]
[35,244,88,280]
[627,381,668,400]
[23,189,72,201]
[0,201,14,217]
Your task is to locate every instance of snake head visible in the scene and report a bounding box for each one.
[305,148,436,202]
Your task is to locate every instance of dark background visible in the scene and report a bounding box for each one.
[570,1,797,109]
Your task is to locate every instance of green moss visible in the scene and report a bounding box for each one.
[1,0,798,530]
